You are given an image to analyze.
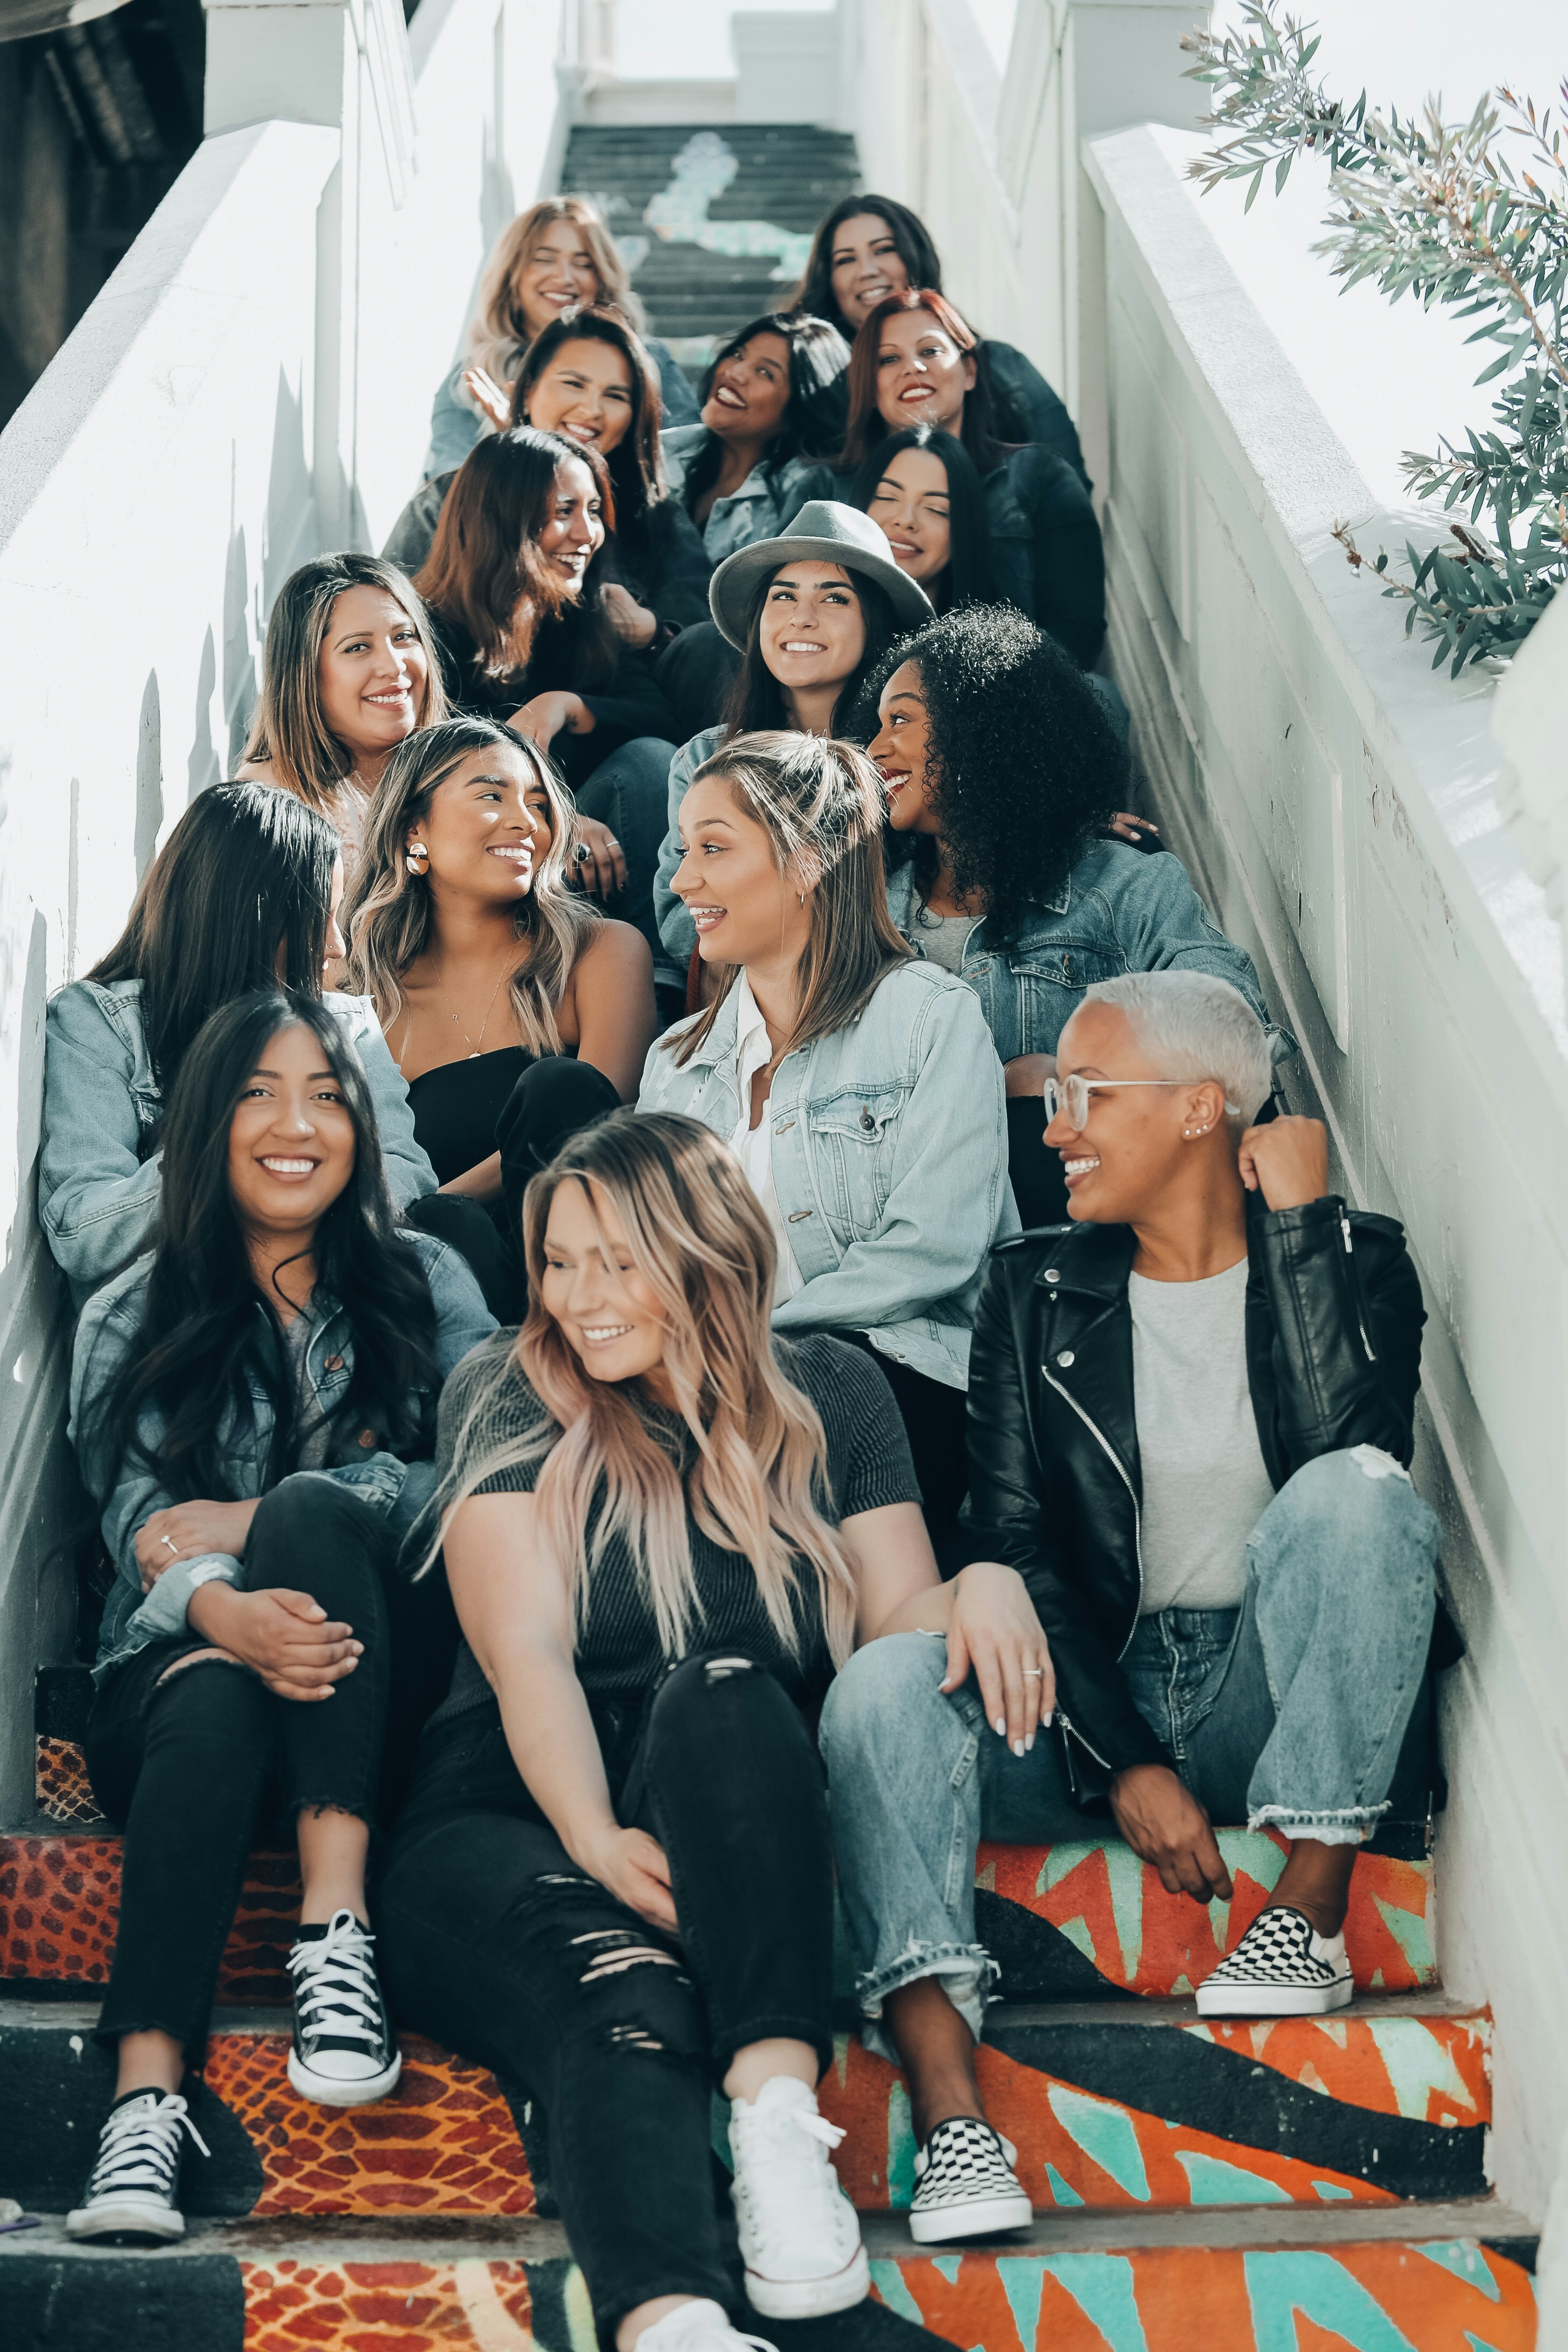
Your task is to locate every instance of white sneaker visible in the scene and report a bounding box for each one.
[634,2300,776,2352]
[909,2116,1033,2243]
[286,1909,402,2104]
[1195,1905,1355,2017]
[66,2088,210,2243]
[727,2077,870,2319]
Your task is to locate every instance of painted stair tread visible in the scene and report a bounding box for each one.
[0,1828,1437,2006]
[0,2210,1539,2352]
[0,1995,1489,2220]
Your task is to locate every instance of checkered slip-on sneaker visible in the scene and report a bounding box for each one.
[1195,1904,1354,2017]
[908,2116,1033,2243]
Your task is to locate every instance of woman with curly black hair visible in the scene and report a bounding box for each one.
[866,607,1291,1221]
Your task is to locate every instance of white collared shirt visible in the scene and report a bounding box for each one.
[729,972,804,1307]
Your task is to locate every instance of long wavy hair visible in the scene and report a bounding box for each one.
[342,715,598,1059]
[786,193,943,336]
[86,991,439,1505]
[719,563,900,739]
[668,732,911,1068]
[415,426,619,685]
[512,306,666,530]
[848,424,993,614]
[86,784,339,1102]
[240,555,447,814]
[465,197,646,383]
[682,312,850,515]
[433,1111,859,1667]
[838,289,1010,474]
[872,606,1119,949]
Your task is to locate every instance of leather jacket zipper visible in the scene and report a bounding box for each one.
[1341,1212,1377,1363]
[1052,1703,1114,1774]
[1042,1364,1145,1654]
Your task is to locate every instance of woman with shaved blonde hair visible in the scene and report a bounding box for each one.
[376,1108,1054,2352]
[425,195,699,477]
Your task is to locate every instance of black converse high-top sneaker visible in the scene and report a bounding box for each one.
[286,1908,402,2105]
[66,2087,210,2243]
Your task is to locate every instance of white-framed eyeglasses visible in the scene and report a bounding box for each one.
[1044,1075,1240,1129]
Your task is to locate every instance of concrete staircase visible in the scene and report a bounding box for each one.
[561,123,859,372]
[0,1670,1539,2348]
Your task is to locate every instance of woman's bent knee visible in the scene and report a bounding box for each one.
[1255,1448,1439,1593]
[819,1631,953,1761]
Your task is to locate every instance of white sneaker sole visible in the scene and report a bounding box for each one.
[744,2241,870,2318]
[288,2045,403,2106]
[66,2197,185,2244]
[909,2186,1034,2243]
[1194,1974,1354,2018]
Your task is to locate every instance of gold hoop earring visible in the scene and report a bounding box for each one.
[405,842,430,876]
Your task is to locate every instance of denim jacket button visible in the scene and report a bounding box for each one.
[1057,1349,1076,1367]
[859,1107,875,1130]
[325,1355,344,1371]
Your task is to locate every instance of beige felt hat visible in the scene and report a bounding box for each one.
[707,500,935,649]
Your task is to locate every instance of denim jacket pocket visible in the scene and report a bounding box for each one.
[806,1081,909,1233]
[1007,944,1126,1055]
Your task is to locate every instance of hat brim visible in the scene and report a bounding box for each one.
[708,534,934,650]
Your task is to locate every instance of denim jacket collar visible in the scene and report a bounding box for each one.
[884,859,1071,943]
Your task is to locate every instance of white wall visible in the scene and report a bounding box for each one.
[1083,118,1568,2240]
[0,0,573,1821]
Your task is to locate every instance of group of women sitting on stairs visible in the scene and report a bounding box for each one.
[33,177,1445,2352]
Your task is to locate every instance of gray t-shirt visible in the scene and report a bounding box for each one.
[912,904,981,975]
[1129,1257,1274,1613]
[279,1307,332,1472]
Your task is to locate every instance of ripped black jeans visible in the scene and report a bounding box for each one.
[85,1477,396,2057]
[377,1654,835,2336]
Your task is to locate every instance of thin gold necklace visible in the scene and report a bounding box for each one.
[440,963,512,1059]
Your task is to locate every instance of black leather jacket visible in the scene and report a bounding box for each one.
[965,1194,1427,1804]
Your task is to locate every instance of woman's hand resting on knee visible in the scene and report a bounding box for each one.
[938,1562,1056,1755]
[185,1581,362,1704]
[575,1822,679,1935]
[136,1499,260,1591]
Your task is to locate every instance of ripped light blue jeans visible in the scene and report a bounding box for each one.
[818,1448,1438,2057]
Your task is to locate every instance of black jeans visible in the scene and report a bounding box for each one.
[378,1653,834,2335]
[1007,1097,1070,1229]
[575,735,680,982]
[838,1331,970,1567]
[407,1057,621,1320]
[654,621,741,744]
[85,1478,398,2057]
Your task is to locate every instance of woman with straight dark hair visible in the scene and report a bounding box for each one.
[344,717,654,1317]
[379,1108,1053,2352]
[788,193,1086,484]
[641,732,1014,1549]
[846,423,992,613]
[236,553,448,882]
[652,503,931,979]
[387,309,711,647]
[415,425,678,963]
[41,784,435,1306]
[63,990,494,2246]
[661,312,849,563]
[837,289,1105,668]
[425,194,698,477]
[866,607,1289,1223]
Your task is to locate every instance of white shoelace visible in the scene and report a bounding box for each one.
[86,2092,210,2201]
[288,1909,387,2053]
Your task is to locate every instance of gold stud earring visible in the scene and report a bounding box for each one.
[405,841,430,876]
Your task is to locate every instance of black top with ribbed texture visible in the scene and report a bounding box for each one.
[430,1329,920,1720]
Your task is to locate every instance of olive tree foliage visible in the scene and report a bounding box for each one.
[1182,0,1567,674]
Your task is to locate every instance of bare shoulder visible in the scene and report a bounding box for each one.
[571,918,654,990]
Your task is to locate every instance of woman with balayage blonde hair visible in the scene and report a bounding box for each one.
[343,715,653,1318]
[237,555,449,885]
[425,196,698,478]
[375,1108,1054,2352]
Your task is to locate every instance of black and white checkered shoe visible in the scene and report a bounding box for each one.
[908,2116,1032,2243]
[1195,1905,1354,2017]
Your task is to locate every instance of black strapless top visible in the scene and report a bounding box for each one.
[405,1048,534,1187]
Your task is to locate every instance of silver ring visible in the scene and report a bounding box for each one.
[572,842,592,864]
[1022,1668,1044,1678]
[162,1536,179,1556]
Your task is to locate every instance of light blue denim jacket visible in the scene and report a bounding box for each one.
[72,1230,496,1682]
[884,841,1297,1065]
[40,979,437,1307]
[424,340,699,478]
[661,425,824,565]
[636,962,1018,1389]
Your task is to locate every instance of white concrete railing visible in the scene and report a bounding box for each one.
[0,0,572,1818]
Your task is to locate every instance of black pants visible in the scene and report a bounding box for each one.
[1007,1097,1070,1229]
[407,1058,621,1320]
[838,1331,970,1567]
[574,735,680,982]
[85,1478,412,2057]
[379,1654,834,2335]
[654,621,741,743]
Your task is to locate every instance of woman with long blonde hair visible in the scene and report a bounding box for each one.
[237,554,449,883]
[375,1108,1053,2352]
[425,195,698,478]
[342,715,654,1315]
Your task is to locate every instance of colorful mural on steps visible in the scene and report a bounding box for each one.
[2,1828,1436,2005]
[233,2245,1536,2352]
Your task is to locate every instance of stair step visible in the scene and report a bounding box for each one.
[0,2208,1539,2351]
[0,1991,1489,2220]
[0,1824,1438,2006]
